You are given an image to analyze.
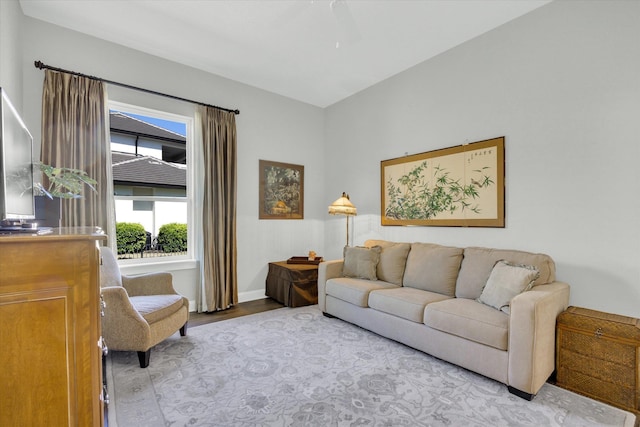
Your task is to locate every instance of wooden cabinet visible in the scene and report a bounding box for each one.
[556,306,640,418]
[0,229,106,426]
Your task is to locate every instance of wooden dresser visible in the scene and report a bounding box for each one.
[556,306,640,419]
[0,229,107,426]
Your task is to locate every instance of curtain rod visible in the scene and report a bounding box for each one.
[34,60,240,115]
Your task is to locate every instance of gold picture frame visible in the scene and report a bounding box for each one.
[259,160,304,220]
[381,137,505,227]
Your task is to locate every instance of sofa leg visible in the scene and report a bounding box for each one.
[180,322,188,336]
[508,386,534,401]
[137,350,150,368]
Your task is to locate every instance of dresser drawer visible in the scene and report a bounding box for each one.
[558,345,635,387]
[557,367,636,409]
[558,329,636,368]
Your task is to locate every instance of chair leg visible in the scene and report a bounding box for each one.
[180,322,188,336]
[137,350,150,368]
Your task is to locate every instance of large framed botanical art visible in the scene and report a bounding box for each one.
[259,160,304,220]
[381,136,505,227]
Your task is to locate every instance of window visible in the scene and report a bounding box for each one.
[109,102,193,262]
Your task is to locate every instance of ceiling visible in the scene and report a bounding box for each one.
[19,0,551,108]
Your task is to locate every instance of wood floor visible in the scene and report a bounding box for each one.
[188,297,285,327]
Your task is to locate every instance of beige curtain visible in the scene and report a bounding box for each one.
[40,70,115,240]
[199,106,238,311]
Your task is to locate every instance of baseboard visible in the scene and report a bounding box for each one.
[239,289,267,303]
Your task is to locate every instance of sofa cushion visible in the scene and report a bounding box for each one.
[424,298,509,350]
[343,246,382,280]
[456,247,556,300]
[477,260,539,313]
[368,287,451,323]
[130,294,185,324]
[326,278,397,307]
[402,243,463,297]
[364,240,411,286]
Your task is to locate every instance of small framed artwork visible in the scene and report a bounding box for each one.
[381,136,505,227]
[259,160,304,219]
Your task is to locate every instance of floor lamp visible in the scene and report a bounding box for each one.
[328,192,357,247]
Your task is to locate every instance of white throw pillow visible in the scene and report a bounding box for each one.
[477,260,540,313]
[343,246,381,280]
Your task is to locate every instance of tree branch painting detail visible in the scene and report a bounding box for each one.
[259,160,304,219]
[380,137,504,227]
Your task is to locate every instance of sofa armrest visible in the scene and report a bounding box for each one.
[318,259,344,312]
[100,286,151,350]
[508,281,570,395]
[122,272,177,297]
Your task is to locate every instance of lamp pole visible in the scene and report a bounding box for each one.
[345,214,350,247]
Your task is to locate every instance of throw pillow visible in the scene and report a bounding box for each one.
[343,246,382,280]
[477,260,540,313]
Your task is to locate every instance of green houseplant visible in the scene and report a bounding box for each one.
[35,163,97,199]
[33,163,97,228]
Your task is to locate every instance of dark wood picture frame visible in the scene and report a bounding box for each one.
[259,160,304,220]
[381,136,505,227]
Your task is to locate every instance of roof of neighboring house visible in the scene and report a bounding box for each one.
[112,152,186,188]
[110,111,185,143]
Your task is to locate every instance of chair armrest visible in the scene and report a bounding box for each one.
[508,281,570,395]
[100,286,151,350]
[318,259,344,312]
[122,272,177,296]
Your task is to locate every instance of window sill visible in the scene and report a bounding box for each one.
[118,258,198,275]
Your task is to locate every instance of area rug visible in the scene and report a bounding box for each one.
[106,306,636,427]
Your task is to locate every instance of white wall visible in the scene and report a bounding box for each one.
[325,0,640,318]
[0,0,24,109]
[17,11,325,306]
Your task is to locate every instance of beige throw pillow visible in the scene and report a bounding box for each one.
[343,246,382,280]
[477,260,539,313]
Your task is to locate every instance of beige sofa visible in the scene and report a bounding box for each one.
[318,240,570,400]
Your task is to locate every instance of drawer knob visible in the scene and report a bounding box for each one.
[594,327,603,338]
[101,386,110,405]
[98,337,109,356]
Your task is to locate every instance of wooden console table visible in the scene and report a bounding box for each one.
[266,261,318,307]
[556,306,640,420]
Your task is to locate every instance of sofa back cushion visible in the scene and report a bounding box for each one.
[402,243,463,296]
[364,240,411,285]
[456,247,556,299]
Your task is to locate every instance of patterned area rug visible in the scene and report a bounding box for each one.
[106,306,636,427]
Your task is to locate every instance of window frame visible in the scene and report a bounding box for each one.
[109,100,195,266]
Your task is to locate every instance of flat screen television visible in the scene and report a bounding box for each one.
[0,87,35,223]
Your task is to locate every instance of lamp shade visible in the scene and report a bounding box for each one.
[328,192,357,216]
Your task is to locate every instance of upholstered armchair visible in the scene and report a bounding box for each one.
[99,247,189,368]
